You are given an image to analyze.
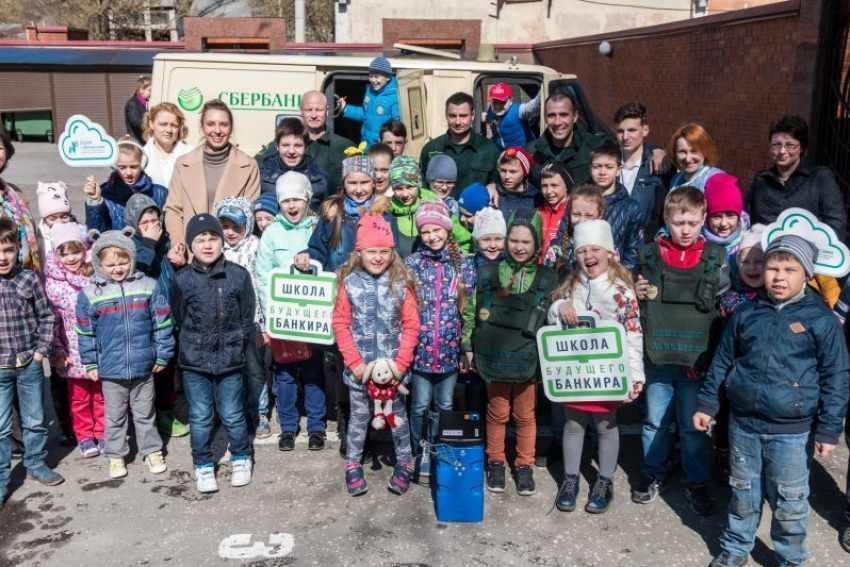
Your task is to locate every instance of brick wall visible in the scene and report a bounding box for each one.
[183,17,286,52]
[533,0,819,188]
[382,19,481,54]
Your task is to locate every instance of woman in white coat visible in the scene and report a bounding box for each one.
[142,102,193,188]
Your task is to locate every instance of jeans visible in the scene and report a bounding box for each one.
[409,371,457,456]
[720,422,812,565]
[183,370,251,467]
[0,360,49,496]
[641,362,710,484]
[243,340,269,419]
[275,352,326,434]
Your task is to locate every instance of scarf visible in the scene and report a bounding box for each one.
[0,181,40,272]
[343,195,374,219]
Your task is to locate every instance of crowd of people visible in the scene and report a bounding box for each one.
[1,55,850,566]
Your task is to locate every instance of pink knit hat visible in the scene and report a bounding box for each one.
[50,222,86,251]
[356,214,395,251]
[415,199,453,232]
[704,173,743,217]
[37,181,71,218]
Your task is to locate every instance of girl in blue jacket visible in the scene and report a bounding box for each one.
[340,57,400,148]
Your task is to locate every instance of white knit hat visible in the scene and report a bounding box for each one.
[573,219,615,254]
[473,207,507,240]
[275,171,313,204]
[738,224,765,253]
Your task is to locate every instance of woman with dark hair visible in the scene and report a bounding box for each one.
[259,117,332,211]
[125,75,152,143]
[0,126,40,271]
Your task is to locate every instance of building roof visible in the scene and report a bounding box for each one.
[0,46,168,67]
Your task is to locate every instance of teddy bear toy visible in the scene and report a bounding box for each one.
[363,358,409,430]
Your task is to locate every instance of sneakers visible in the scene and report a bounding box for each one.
[555,474,579,512]
[26,465,65,486]
[144,451,167,474]
[686,482,714,516]
[585,476,614,514]
[486,461,507,493]
[97,438,106,456]
[157,412,189,437]
[79,438,100,459]
[195,464,218,493]
[308,432,326,451]
[255,415,272,439]
[109,457,128,479]
[388,462,414,495]
[416,451,432,479]
[514,465,536,496]
[231,457,253,487]
[709,551,749,566]
[631,475,665,504]
[278,432,296,451]
[345,463,368,496]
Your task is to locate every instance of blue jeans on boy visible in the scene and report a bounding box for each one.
[719,422,812,565]
[183,370,252,467]
[243,340,269,421]
[275,352,326,434]
[410,371,457,455]
[641,362,710,484]
[0,360,49,497]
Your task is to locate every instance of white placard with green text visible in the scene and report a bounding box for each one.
[266,261,336,345]
[537,312,631,403]
[761,207,850,278]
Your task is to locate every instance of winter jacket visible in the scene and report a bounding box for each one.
[45,256,91,379]
[169,256,256,375]
[485,97,539,151]
[669,166,725,191]
[216,197,263,326]
[38,217,87,267]
[494,181,542,222]
[255,212,318,315]
[746,158,846,240]
[85,172,168,233]
[124,195,175,300]
[142,139,192,188]
[420,132,500,198]
[526,129,605,189]
[343,77,400,148]
[621,145,667,232]
[382,190,472,257]
[76,272,174,379]
[259,153,333,211]
[538,199,568,259]
[697,292,850,445]
[124,95,146,143]
[404,246,477,373]
[331,268,420,388]
[604,185,643,270]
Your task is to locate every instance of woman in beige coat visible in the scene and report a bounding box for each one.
[164,99,260,258]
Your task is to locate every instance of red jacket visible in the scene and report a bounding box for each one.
[537,198,568,264]
[657,235,705,269]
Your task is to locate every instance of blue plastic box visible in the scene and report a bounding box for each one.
[434,444,485,523]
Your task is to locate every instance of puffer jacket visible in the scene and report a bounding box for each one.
[255,212,318,315]
[124,194,175,300]
[76,271,174,379]
[343,77,400,147]
[169,256,256,374]
[382,190,472,257]
[216,196,262,326]
[404,246,477,373]
[698,292,849,444]
[45,256,91,379]
[746,158,846,240]
[259,153,333,211]
[604,184,643,270]
[495,180,543,222]
[85,172,168,233]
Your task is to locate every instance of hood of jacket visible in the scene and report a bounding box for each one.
[215,196,255,251]
[89,226,138,280]
[124,193,161,234]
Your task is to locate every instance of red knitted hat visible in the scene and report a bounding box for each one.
[499,147,534,177]
[356,214,395,251]
[704,173,743,216]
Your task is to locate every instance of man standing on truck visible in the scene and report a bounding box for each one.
[420,92,499,199]
[255,91,354,190]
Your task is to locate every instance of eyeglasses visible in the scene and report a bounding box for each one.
[430,180,456,189]
[769,142,801,152]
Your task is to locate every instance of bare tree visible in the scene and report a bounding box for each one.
[248,0,333,42]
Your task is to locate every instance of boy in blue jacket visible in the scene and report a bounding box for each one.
[695,235,849,567]
[340,57,400,148]
[76,227,174,480]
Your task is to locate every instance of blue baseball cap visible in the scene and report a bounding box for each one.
[216,204,248,226]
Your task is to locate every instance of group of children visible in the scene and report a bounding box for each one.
[1,95,848,567]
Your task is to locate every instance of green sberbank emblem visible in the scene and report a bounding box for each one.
[177,87,204,112]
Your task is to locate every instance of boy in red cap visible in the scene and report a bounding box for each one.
[483,83,541,151]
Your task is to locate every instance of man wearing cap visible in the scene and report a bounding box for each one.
[483,83,541,151]
[420,92,500,199]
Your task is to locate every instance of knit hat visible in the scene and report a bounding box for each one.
[704,173,744,217]
[186,214,224,248]
[253,193,280,217]
[488,83,512,102]
[124,193,160,233]
[425,154,457,183]
[342,155,374,180]
[50,222,86,251]
[507,208,543,252]
[89,227,137,279]
[738,224,766,253]
[573,219,616,254]
[541,161,576,192]
[36,181,71,218]
[415,199,453,232]
[499,147,534,177]
[368,56,393,78]
[356,214,394,251]
[765,234,818,279]
[276,171,313,204]
[389,155,422,189]
[473,207,507,240]
[458,183,491,216]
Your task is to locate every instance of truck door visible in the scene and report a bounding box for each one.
[397,70,429,157]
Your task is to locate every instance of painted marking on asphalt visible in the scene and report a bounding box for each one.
[218,533,294,559]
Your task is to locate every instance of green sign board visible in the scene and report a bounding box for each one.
[266,262,336,345]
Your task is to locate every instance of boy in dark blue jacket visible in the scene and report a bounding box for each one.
[695,235,849,567]
[169,214,256,494]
